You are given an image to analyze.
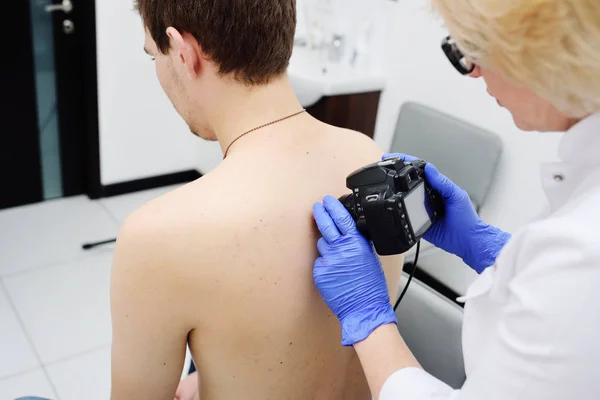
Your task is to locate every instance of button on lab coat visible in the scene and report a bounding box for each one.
[380,112,600,399]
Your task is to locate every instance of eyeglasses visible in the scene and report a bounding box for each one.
[441,36,476,75]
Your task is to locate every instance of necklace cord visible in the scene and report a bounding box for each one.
[223,109,307,159]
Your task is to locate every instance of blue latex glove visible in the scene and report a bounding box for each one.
[313,195,397,347]
[383,153,511,273]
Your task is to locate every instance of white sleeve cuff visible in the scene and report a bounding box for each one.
[379,368,461,400]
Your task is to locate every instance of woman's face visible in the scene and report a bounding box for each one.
[469,66,578,132]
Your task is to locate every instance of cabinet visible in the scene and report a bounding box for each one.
[306,91,381,139]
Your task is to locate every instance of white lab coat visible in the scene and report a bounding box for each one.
[380,112,600,400]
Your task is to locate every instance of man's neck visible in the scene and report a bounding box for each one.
[203,75,305,156]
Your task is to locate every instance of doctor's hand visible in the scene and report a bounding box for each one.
[313,196,397,347]
[383,153,511,273]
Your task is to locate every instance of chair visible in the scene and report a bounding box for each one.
[390,102,503,211]
[395,275,466,389]
[389,101,504,388]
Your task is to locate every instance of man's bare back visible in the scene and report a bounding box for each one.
[110,115,404,399]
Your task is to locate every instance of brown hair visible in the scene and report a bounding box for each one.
[136,0,297,85]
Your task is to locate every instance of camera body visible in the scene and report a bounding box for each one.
[340,157,444,256]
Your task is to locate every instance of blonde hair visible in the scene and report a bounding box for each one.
[431,0,600,118]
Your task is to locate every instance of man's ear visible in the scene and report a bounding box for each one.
[165,27,202,78]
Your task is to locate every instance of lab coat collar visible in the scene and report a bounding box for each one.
[542,112,600,212]
[558,112,600,165]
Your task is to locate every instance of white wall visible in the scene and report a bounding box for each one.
[372,1,563,293]
[298,0,391,73]
[96,0,215,186]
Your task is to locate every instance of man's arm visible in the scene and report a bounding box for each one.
[110,211,192,400]
[380,255,405,303]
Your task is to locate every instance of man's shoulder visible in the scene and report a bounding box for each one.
[327,126,382,151]
[114,177,230,270]
[110,175,239,318]
[316,125,386,170]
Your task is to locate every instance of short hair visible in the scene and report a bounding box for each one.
[431,0,600,118]
[136,0,297,85]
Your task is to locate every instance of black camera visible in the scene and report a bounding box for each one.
[339,157,444,256]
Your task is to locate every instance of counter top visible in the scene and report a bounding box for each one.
[288,46,387,107]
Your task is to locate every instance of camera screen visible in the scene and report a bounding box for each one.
[404,182,432,237]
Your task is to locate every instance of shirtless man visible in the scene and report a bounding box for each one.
[109,1,405,399]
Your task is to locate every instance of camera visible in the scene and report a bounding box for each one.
[339,157,444,256]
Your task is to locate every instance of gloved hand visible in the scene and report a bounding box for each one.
[313,195,397,347]
[383,153,511,273]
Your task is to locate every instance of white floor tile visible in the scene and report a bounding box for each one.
[3,254,113,364]
[0,196,119,276]
[0,369,56,400]
[99,184,183,224]
[0,285,40,380]
[46,346,111,400]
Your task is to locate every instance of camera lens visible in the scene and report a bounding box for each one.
[338,194,356,220]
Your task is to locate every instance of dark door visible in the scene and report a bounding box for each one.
[1,0,94,210]
[1,2,44,209]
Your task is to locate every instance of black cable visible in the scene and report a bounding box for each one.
[82,238,117,250]
[393,240,420,311]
